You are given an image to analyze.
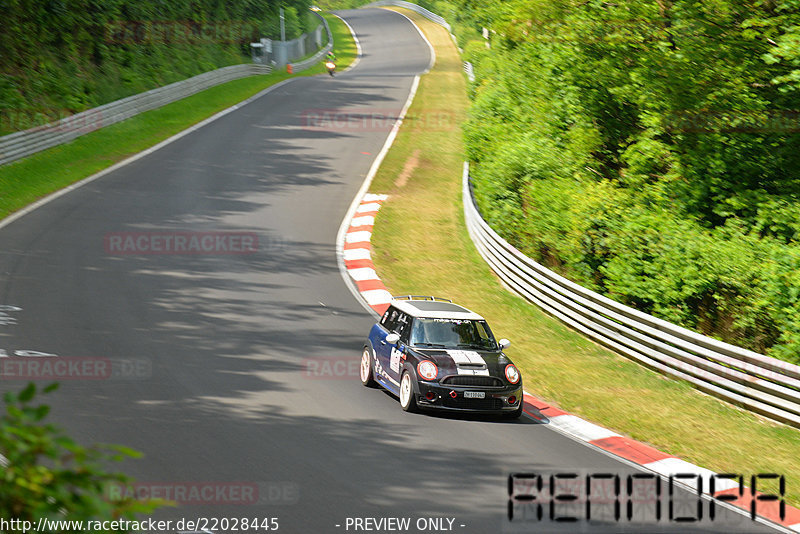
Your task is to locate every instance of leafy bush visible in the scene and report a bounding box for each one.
[457,0,800,360]
[0,383,164,527]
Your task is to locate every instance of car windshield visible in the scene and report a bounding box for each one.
[410,318,497,350]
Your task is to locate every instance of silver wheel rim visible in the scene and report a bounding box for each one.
[360,349,370,382]
[400,374,411,407]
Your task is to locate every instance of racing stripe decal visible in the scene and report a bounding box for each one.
[446,350,490,375]
[446,350,483,365]
[458,368,491,376]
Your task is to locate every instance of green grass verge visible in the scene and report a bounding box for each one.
[297,13,358,76]
[369,8,800,506]
[0,12,356,221]
[327,13,359,71]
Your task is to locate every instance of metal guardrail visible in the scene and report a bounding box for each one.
[363,0,451,31]
[463,61,475,82]
[462,163,800,428]
[0,64,271,167]
[362,0,800,428]
[0,11,333,166]
[289,11,334,73]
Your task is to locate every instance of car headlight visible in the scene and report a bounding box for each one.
[505,364,520,384]
[417,360,438,381]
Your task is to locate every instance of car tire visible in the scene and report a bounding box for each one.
[399,371,418,413]
[360,346,377,387]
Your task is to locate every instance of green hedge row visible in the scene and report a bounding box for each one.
[0,0,313,135]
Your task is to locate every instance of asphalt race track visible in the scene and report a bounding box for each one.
[0,8,782,534]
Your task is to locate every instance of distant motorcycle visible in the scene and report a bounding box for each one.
[325,60,336,76]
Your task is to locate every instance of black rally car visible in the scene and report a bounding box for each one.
[360,296,523,418]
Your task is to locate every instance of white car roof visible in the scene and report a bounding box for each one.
[390,299,485,320]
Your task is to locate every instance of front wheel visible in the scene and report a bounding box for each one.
[399,371,418,413]
[360,347,376,387]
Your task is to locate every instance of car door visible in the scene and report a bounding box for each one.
[373,307,399,382]
[387,312,412,384]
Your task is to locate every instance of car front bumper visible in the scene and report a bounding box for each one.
[414,382,523,413]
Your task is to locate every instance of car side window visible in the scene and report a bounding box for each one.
[410,319,425,345]
[381,307,399,332]
[395,313,412,343]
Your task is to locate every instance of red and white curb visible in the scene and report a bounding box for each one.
[522,393,800,531]
[342,193,392,316]
[338,195,800,532]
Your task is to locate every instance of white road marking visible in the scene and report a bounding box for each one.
[0,305,22,326]
[12,350,58,357]
[0,349,59,358]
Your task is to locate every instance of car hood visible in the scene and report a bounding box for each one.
[412,348,514,377]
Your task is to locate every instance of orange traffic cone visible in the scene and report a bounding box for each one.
[287,64,293,74]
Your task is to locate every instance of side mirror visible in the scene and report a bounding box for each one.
[498,338,510,349]
[386,333,401,344]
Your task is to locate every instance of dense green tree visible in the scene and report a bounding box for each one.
[0,383,165,529]
[445,0,800,359]
[0,0,313,134]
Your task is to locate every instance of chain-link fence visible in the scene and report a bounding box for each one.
[253,13,329,69]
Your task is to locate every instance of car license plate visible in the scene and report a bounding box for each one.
[464,391,485,399]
